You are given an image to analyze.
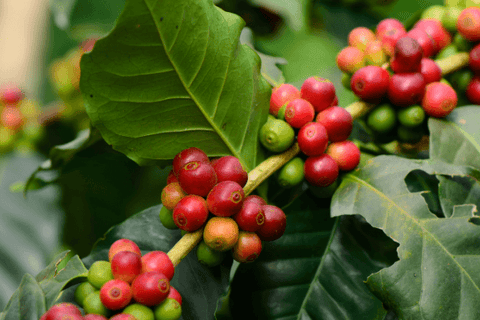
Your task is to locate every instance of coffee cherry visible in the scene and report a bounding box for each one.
[304,154,339,187]
[88,261,114,289]
[453,32,472,52]
[348,27,376,51]
[243,195,267,206]
[233,231,262,263]
[450,69,473,92]
[284,98,315,129]
[211,156,248,187]
[315,106,353,142]
[74,282,96,307]
[159,206,178,230]
[197,240,227,267]
[131,271,170,306]
[326,141,361,171]
[336,46,364,74]
[300,77,336,113]
[457,7,480,41]
[469,43,480,73]
[397,105,425,127]
[123,304,155,320]
[233,201,265,232]
[108,314,136,320]
[207,181,244,217]
[331,95,338,107]
[442,6,462,32]
[99,279,132,310]
[161,182,186,211]
[173,195,209,231]
[397,125,425,144]
[466,76,480,104]
[256,205,286,241]
[421,5,445,21]
[141,251,175,280]
[406,28,435,58]
[259,118,295,152]
[83,291,109,316]
[84,314,108,320]
[277,104,287,120]
[270,84,301,117]
[166,170,178,184]
[341,73,352,90]
[172,147,209,177]
[414,19,451,53]
[350,66,389,103]
[277,157,305,188]
[154,298,182,320]
[390,37,423,73]
[422,82,457,118]
[178,161,217,197]
[109,239,141,262]
[367,103,396,133]
[203,217,239,251]
[380,27,407,57]
[168,287,182,305]
[376,18,405,40]
[111,251,142,283]
[0,85,23,104]
[297,122,328,156]
[387,73,425,107]
[364,40,388,66]
[420,58,442,84]
[1,106,24,131]
[45,303,82,320]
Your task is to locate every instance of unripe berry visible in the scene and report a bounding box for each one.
[326,141,361,171]
[111,251,142,283]
[123,304,155,320]
[350,66,389,103]
[421,82,457,118]
[466,76,480,104]
[161,182,186,211]
[387,73,425,107]
[159,206,178,230]
[390,37,423,73]
[203,217,239,251]
[233,231,263,263]
[207,181,244,217]
[83,291,109,317]
[348,27,376,51]
[173,195,209,231]
[154,298,182,320]
[300,77,336,113]
[336,46,365,74]
[364,40,388,66]
[99,279,132,310]
[315,106,353,142]
[297,122,328,156]
[233,201,265,232]
[276,157,305,188]
[256,205,286,241]
[304,154,339,187]
[141,251,175,280]
[211,156,248,187]
[74,282,96,307]
[259,118,295,153]
[397,105,425,128]
[1,106,24,131]
[367,104,397,133]
[469,43,480,73]
[243,195,267,206]
[284,98,315,129]
[420,58,441,84]
[108,239,141,262]
[177,161,217,197]
[172,147,209,177]
[87,261,114,289]
[131,271,170,306]
[270,84,301,116]
[406,28,435,58]
[197,240,227,267]
[457,7,480,41]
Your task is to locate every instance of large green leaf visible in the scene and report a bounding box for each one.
[248,0,309,32]
[0,274,46,320]
[80,0,270,170]
[331,156,480,319]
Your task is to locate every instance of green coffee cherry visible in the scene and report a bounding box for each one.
[124,303,155,320]
[277,157,305,188]
[440,78,453,87]
[397,105,425,128]
[442,6,462,32]
[341,73,352,91]
[277,104,287,121]
[87,261,114,289]
[367,104,396,133]
[397,125,424,144]
[450,69,473,92]
[436,44,459,60]
[421,5,446,20]
[74,282,96,307]
[83,291,109,316]
[453,33,473,52]
[196,241,226,267]
[154,298,182,320]
[159,206,178,230]
[259,118,295,153]
[444,0,466,7]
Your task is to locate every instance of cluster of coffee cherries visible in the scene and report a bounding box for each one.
[41,239,183,320]
[261,77,361,190]
[159,147,286,266]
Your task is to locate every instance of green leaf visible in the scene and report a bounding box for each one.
[248,0,309,32]
[80,0,270,170]
[0,274,46,320]
[50,0,77,29]
[82,205,231,320]
[331,156,480,319]
[437,175,480,218]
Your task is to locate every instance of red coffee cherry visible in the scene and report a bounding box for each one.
[420,58,442,84]
[45,303,82,320]
[131,271,170,307]
[109,239,141,262]
[284,98,315,129]
[469,43,480,73]
[300,77,336,113]
[331,95,338,107]
[326,140,361,171]
[173,195,209,231]
[172,147,209,177]
[1,106,24,131]
[207,181,244,217]
[376,18,405,39]
[364,40,388,66]
[99,279,132,310]
[270,84,301,117]
[315,106,353,142]
[256,205,286,242]
[178,161,217,197]
[348,27,376,51]
[336,46,365,74]
[304,154,339,187]
[243,195,267,206]
[0,84,23,105]
[422,82,457,118]
[168,286,182,305]
[457,7,480,42]
[350,66,389,103]
[381,27,407,57]
[466,76,480,104]
[84,314,108,320]
[161,182,186,210]
[297,122,329,157]
[111,251,142,283]
[232,231,263,263]
[211,156,248,187]
[166,170,178,184]
[407,28,435,58]
[390,37,423,73]
[233,201,265,232]
[414,19,451,53]
[141,251,175,281]
[387,73,425,107]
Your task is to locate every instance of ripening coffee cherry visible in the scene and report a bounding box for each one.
[1,106,24,131]
[232,231,263,263]
[74,282,96,307]
[387,73,425,107]
[173,195,209,231]
[159,206,178,230]
[141,251,175,280]
[422,82,457,118]
[390,37,423,73]
[350,66,389,102]
[466,76,480,104]
[178,161,217,197]
[277,157,305,188]
[111,251,142,283]
[300,77,336,113]
[285,98,315,129]
[207,181,244,217]
[348,27,376,51]
[297,122,328,156]
[380,27,407,57]
[326,141,361,171]
[367,103,396,133]
[0,85,23,104]
[315,106,353,142]
[414,19,451,53]
[197,240,227,267]
[161,182,186,211]
[376,18,405,40]
[406,28,435,58]
[243,195,267,206]
[45,303,82,320]
[108,314,135,320]
[304,154,339,187]
[233,201,265,232]
[166,170,178,184]
[436,44,458,60]
[172,147,209,177]
[457,7,480,41]
[83,291,109,316]
[99,279,132,310]
[168,287,182,305]
[442,6,462,32]
[259,118,295,153]
[469,43,480,73]
[256,205,286,241]
[397,105,425,127]
[132,271,170,306]
[203,217,239,251]
[123,303,155,320]
[108,239,141,262]
[364,40,388,66]
[154,298,182,320]
[420,58,441,84]
[270,84,301,117]
[87,261,114,289]
[336,46,365,74]
[211,156,248,187]
[84,314,109,320]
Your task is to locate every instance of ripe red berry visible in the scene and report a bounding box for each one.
[232,231,263,263]
[326,141,361,171]
[99,279,132,310]
[168,286,182,305]
[331,95,338,107]
[284,98,315,129]
[243,195,267,206]
[161,182,186,210]
[376,18,405,40]
[166,170,178,184]
[270,84,301,117]
[297,122,328,156]
[172,147,209,177]
[380,27,407,57]
[387,73,425,107]
[300,77,336,113]
[0,85,23,104]
[207,181,244,217]
[84,314,108,320]
[304,154,339,187]
[131,271,170,306]
[1,106,24,130]
[390,37,423,73]
[348,27,376,52]
[178,161,217,197]
[45,303,82,320]
[141,251,175,280]
[233,201,265,232]
[407,28,435,58]
[422,82,457,118]
[211,156,248,187]
[111,251,142,283]
[350,66,389,103]
[256,205,286,241]
[414,19,451,53]
[315,106,353,142]
[466,76,480,104]
[469,43,480,73]
[420,58,442,84]
[457,7,480,42]
[173,195,209,231]
[336,46,365,74]
[109,239,141,262]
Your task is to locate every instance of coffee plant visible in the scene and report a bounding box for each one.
[1,0,480,319]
